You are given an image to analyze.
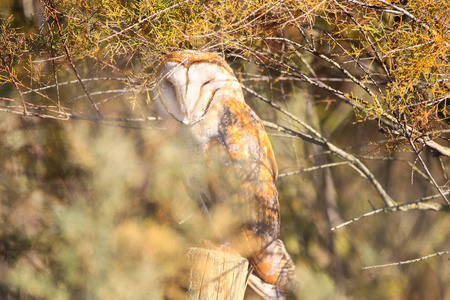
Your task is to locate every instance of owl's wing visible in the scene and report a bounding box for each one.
[207,97,280,240]
[203,98,296,298]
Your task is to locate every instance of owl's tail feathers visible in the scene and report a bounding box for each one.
[248,238,296,299]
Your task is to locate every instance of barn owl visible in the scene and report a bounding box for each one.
[155,51,296,299]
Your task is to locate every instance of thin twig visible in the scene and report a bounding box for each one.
[47,21,61,112]
[396,110,450,206]
[242,81,395,207]
[331,191,449,231]
[253,37,450,158]
[362,250,450,270]
[262,118,396,207]
[68,88,138,103]
[0,105,162,129]
[260,37,373,106]
[98,0,193,43]
[278,162,349,178]
[376,0,417,21]
[40,0,102,118]
[22,78,128,95]
[1,58,28,115]
[343,0,403,15]
[334,0,392,84]
[324,29,381,96]
[408,139,450,206]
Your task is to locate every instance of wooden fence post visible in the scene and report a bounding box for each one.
[186,247,249,299]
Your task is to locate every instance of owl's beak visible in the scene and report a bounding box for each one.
[179,106,204,125]
[180,113,203,126]
[181,118,200,126]
[180,109,192,125]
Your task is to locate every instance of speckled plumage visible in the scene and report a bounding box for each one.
[155,51,296,299]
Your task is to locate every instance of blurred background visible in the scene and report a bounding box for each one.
[1,1,449,299]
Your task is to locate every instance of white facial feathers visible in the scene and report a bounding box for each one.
[156,55,238,125]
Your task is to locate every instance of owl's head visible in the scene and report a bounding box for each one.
[155,51,239,125]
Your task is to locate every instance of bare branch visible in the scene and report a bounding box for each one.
[343,0,403,15]
[332,191,450,231]
[376,0,418,22]
[22,78,128,95]
[408,139,450,206]
[362,250,450,270]
[278,162,350,178]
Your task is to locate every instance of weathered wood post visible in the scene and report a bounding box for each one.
[186,247,249,299]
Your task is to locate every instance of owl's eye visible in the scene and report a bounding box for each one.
[198,88,218,120]
[164,79,175,90]
[201,79,213,89]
